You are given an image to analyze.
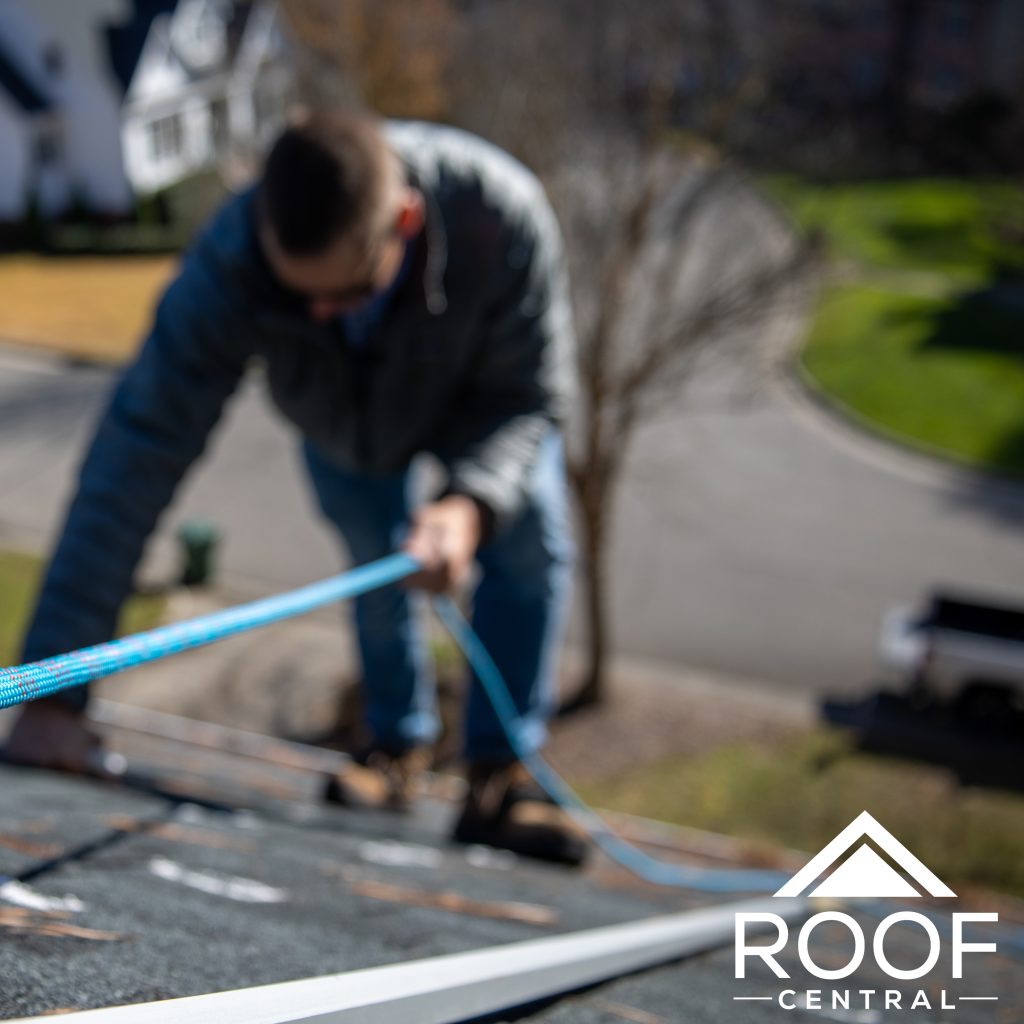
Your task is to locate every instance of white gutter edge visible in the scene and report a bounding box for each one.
[12,897,809,1023]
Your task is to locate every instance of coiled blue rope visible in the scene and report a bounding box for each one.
[1,552,785,892]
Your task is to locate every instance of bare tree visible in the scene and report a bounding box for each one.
[281,0,814,706]
[281,0,457,118]
[451,0,812,707]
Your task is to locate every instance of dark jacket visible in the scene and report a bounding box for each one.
[23,121,577,666]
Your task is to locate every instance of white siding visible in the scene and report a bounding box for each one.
[232,3,294,151]
[123,90,225,193]
[121,1,295,195]
[126,19,190,106]
[0,0,133,215]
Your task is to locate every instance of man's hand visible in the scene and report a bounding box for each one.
[3,701,124,777]
[402,494,483,593]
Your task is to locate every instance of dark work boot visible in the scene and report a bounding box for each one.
[323,743,429,812]
[452,760,588,867]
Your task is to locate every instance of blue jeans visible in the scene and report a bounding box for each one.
[303,430,575,762]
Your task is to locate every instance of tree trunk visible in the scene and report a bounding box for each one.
[562,479,610,713]
[882,0,923,144]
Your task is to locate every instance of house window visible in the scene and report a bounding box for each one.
[34,129,61,166]
[173,0,224,68]
[146,114,183,162]
[189,11,213,45]
[253,78,286,134]
[43,43,63,77]
[929,63,964,102]
[851,52,884,98]
[940,1,971,40]
[209,98,229,153]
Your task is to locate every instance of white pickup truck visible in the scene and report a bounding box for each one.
[881,591,1024,705]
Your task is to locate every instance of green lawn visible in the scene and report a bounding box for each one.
[767,178,1024,476]
[578,727,1024,898]
[0,255,174,365]
[768,177,1024,283]
[802,286,1024,474]
[0,549,165,669]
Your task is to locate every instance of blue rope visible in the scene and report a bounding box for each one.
[432,594,790,893]
[0,553,420,710]
[1,551,786,892]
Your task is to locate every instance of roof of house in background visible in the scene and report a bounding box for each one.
[0,38,50,113]
[224,0,257,67]
[106,0,179,94]
[106,0,258,96]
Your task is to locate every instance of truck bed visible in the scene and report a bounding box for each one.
[924,593,1024,642]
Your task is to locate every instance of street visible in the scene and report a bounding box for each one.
[0,332,1019,699]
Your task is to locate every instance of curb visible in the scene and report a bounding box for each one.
[778,351,1024,498]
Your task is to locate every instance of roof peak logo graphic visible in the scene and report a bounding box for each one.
[774,810,956,899]
[734,811,999,1012]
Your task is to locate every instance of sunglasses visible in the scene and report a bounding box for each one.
[297,229,407,308]
[305,278,381,307]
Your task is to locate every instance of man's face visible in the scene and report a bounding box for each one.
[260,186,425,323]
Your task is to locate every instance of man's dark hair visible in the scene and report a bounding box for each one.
[259,109,395,256]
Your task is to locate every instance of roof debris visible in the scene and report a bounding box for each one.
[0,907,122,943]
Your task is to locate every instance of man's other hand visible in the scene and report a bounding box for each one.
[3,700,118,776]
[402,495,483,593]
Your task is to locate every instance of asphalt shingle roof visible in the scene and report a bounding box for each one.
[1,717,1020,1023]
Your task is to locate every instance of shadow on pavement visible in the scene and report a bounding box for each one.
[821,685,1024,792]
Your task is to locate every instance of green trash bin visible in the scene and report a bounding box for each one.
[177,519,221,587]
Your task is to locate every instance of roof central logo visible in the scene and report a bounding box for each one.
[735,812,998,1012]
[774,811,956,899]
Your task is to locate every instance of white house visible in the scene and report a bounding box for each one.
[0,39,58,220]
[120,0,294,195]
[0,0,135,219]
[0,0,294,222]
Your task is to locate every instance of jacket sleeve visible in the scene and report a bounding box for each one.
[21,243,249,667]
[444,194,577,533]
